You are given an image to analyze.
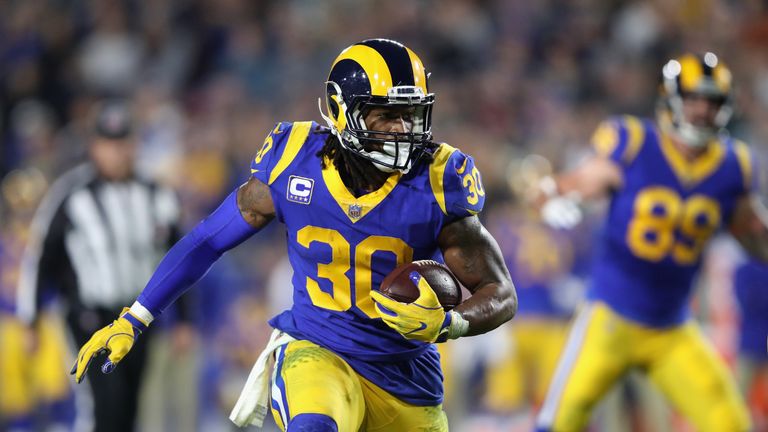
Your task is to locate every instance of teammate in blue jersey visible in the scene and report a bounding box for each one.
[534,52,768,432]
[733,259,768,428]
[69,39,516,431]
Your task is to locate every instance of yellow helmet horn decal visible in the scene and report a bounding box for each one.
[331,45,393,96]
[405,47,428,94]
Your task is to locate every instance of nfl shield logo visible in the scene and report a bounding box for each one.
[348,204,362,219]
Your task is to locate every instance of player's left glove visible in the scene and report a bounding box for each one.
[371,272,456,343]
[70,307,148,383]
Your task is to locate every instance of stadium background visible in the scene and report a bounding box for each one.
[1,0,768,431]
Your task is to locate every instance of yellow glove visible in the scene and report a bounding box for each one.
[371,272,452,343]
[70,307,147,383]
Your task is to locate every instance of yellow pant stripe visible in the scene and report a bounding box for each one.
[537,303,595,428]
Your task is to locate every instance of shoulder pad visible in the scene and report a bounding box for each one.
[429,143,485,218]
[250,121,314,185]
[591,115,646,166]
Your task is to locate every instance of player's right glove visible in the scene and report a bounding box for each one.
[541,194,583,229]
[70,307,148,383]
[371,272,454,343]
[538,176,583,229]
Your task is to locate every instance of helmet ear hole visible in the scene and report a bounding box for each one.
[325,82,340,119]
[328,97,340,120]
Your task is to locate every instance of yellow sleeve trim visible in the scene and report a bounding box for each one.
[733,140,753,190]
[622,115,645,164]
[429,143,458,215]
[268,122,313,185]
[592,121,619,157]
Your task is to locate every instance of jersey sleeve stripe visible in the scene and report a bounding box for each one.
[733,140,753,191]
[429,143,458,215]
[591,120,620,157]
[622,115,645,164]
[268,122,313,185]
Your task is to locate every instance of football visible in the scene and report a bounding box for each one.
[378,260,463,311]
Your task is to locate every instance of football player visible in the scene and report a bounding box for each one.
[534,52,767,432]
[70,39,516,431]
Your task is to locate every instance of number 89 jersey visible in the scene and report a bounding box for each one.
[250,121,484,405]
[590,115,757,328]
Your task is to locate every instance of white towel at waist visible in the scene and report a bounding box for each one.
[230,329,296,428]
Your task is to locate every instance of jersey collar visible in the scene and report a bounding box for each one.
[321,157,402,223]
[657,130,727,188]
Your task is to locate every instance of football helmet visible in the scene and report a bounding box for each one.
[319,39,435,172]
[658,52,733,148]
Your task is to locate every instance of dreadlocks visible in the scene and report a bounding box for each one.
[316,128,437,196]
[317,133,390,195]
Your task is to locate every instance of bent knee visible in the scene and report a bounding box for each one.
[288,413,338,432]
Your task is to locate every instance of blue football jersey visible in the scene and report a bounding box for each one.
[734,259,768,360]
[249,121,485,405]
[588,115,757,327]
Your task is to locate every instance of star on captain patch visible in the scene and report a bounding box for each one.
[348,203,363,220]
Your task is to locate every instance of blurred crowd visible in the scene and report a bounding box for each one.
[2,0,768,431]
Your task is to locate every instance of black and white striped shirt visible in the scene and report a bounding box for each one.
[16,163,180,324]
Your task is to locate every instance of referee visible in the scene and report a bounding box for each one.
[16,100,182,432]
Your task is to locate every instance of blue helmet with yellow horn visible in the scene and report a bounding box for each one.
[658,52,733,148]
[318,39,435,172]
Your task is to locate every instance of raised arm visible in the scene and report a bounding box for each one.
[72,178,275,382]
[438,215,517,336]
[534,115,644,229]
[550,155,623,201]
[533,155,623,229]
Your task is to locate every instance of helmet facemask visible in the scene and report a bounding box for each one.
[320,83,435,173]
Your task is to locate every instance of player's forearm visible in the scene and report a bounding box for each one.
[438,216,517,336]
[537,157,623,205]
[737,236,768,263]
[733,217,768,263]
[453,280,517,336]
[731,195,768,264]
[134,191,259,321]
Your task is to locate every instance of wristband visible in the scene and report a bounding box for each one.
[446,310,469,340]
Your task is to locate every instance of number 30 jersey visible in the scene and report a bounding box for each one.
[589,115,757,328]
[250,121,485,405]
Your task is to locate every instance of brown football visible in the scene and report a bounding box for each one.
[378,260,463,311]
